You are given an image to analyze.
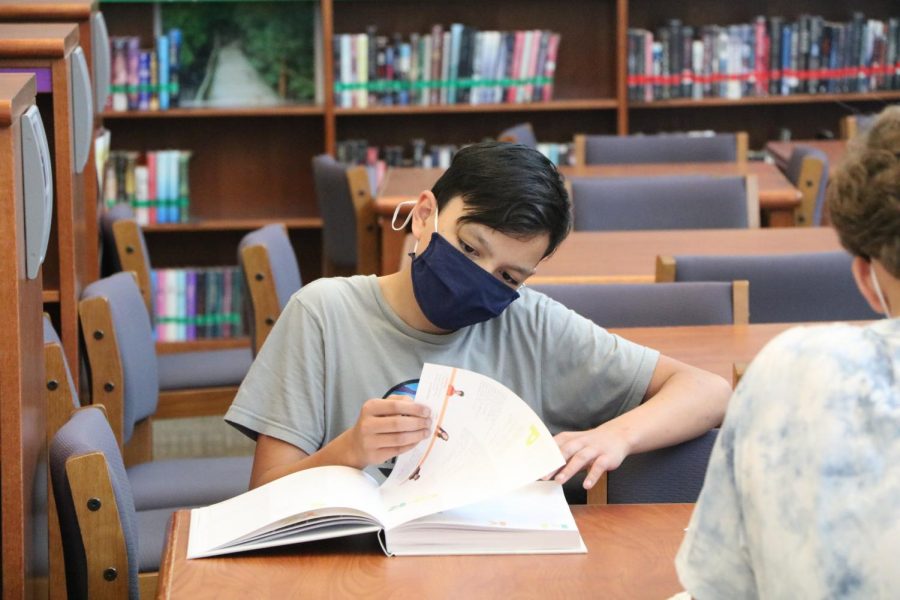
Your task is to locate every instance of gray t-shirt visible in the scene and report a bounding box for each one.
[226,275,659,477]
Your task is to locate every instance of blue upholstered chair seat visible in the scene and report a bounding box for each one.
[530,282,737,327]
[127,455,252,511]
[156,347,254,390]
[673,251,881,323]
[571,175,750,231]
[136,507,198,571]
[607,429,719,504]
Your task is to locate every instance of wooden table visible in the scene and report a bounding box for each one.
[376,163,804,274]
[158,504,692,599]
[610,322,789,383]
[530,227,841,284]
[766,140,847,174]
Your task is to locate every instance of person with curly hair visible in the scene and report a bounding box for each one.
[675,106,900,598]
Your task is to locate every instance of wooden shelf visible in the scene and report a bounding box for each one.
[334,99,618,116]
[142,217,323,233]
[156,337,251,355]
[629,91,900,110]
[42,290,60,303]
[102,105,325,119]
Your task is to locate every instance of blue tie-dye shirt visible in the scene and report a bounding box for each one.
[676,318,900,599]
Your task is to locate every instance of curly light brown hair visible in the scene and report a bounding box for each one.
[826,106,900,277]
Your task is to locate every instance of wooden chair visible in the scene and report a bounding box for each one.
[655,251,881,323]
[50,405,162,599]
[839,113,878,140]
[573,131,748,166]
[238,224,303,354]
[784,147,829,226]
[587,429,719,505]
[570,174,760,230]
[497,122,538,148]
[529,281,749,327]
[100,208,253,418]
[44,317,80,600]
[312,154,380,277]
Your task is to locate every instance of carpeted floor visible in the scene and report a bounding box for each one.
[152,416,255,460]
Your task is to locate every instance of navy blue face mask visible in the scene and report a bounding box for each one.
[394,202,521,331]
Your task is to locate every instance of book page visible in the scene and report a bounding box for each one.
[187,466,385,558]
[378,363,564,529]
[385,482,585,556]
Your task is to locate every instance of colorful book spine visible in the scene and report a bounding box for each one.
[168,29,182,108]
[157,35,170,110]
[186,270,196,340]
[138,51,152,111]
[134,165,149,226]
[127,37,140,110]
[111,38,128,111]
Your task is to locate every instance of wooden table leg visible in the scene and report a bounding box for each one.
[766,208,796,228]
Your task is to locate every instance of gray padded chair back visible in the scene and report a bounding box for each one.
[530,282,736,327]
[312,154,358,270]
[673,251,881,323]
[238,224,302,310]
[572,175,749,231]
[100,204,151,278]
[584,133,737,165]
[81,273,159,443]
[855,113,878,134]
[50,407,139,599]
[43,316,80,409]
[785,146,829,225]
[498,122,538,148]
[608,429,718,504]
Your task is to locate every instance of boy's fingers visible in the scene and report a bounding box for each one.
[369,397,431,418]
[374,415,432,434]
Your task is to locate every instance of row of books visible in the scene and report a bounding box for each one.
[337,138,574,191]
[338,138,574,168]
[151,267,247,342]
[103,150,193,225]
[333,26,561,108]
[109,30,183,112]
[627,14,900,102]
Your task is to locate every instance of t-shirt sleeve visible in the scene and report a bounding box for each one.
[538,297,659,432]
[224,296,326,455]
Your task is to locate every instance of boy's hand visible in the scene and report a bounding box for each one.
[544,425,631,489]
[337,396,432,469]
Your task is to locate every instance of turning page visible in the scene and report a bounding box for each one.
[378,363,564,529]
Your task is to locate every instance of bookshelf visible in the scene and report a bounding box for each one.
[99,0,899,291]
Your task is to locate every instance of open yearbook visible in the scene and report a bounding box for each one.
[187,363,586,558]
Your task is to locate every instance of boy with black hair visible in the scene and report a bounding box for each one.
[226,142,731,492]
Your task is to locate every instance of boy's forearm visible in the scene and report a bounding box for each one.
[250,431,360,489]
[603,368,730,457]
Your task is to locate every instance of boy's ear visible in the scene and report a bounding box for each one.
[410,191,438,239]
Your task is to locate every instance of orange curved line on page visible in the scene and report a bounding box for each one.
[408,368,457,475]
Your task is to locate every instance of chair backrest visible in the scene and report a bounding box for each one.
[571,175,757,231]
[238,224,303,353]
[100,204,153,314]
[840,113,878,139]
[497,122,538,148]
[574,132,747,166]
[311,154,379,276]
[529,281,749,327]
[50,406,138,599]
[44,316,80,599]
[785,147,829,226]
[79,272,160,448]
[658,251,882,323]
[604,429,719,504]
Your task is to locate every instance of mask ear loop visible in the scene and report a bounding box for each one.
[870,264,893,317]
[392,201,439,258]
